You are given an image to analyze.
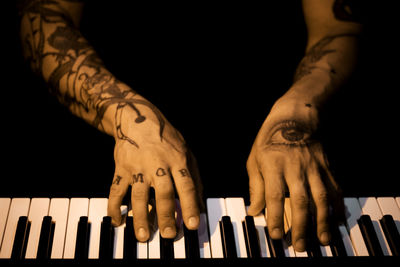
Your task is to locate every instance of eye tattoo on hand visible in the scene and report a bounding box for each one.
[268,121,312,147]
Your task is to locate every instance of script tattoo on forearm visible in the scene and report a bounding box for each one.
[17,0,165,148]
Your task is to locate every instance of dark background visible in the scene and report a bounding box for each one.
[3,1,399,201]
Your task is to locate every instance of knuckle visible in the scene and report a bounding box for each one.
[315,191,329,205]
[132,189,147,201]
[267,191,285,203]
[293,194,310,209]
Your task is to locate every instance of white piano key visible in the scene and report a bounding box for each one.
[173,200,185,259]
[225,197,247,258]
[0,198,11,250]
[339,224,356,256]
[358,197,391,255]
[320,245,333,257]
[88,198,108,259]
[246,205,270,258]
[113,205,127,259]
[344,197,368,256]
[127,209,148,259]
[198,213,211,258]
[377,197,400,233]
[25,198,50,259]
[148,216,160,259]
[48,198,70,259]
[206,198,226,258]
[63,198,89,259]
[0,198,30,259]
[137,240,147,259]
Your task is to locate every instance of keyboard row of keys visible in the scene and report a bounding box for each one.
[0,197,399,260]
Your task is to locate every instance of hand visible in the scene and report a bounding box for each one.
[246,97,344,252]
[107,97,203,242]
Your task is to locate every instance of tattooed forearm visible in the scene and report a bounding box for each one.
[293,34,358,83]
[17,0,165,146]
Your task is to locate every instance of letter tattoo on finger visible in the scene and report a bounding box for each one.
[156,167,167,177]
[132,173,144,184]
[178,168,190,177]
[113,175,122,185]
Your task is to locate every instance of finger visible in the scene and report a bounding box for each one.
[171,165,200,230]
[153,170,177,238]
[307,164,330,245]
[323,166,345,223]
[260,159,285,239]
[285,165,309,252]
[186,150,206,212]
[131,173,151,242]
[108,172,130,226]
[247,157,265,216]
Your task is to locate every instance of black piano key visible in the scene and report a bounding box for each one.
[183,224,200,259]
[358,214,384,256]
[11,216,30,260]
[264,226,285,258]
[243,216,261,258]
[306,225,322,258]
[99,216,114,260]
[75,216,90,260]
[219,216,237,258]
[160,236,174,260]
[37,216,54,260]
[123,216,137,260]
[380,214,400,256]
[329,224,347,257]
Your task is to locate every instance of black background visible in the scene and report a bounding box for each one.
[3,1,399,201]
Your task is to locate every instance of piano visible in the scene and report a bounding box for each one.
[0,196,399,266]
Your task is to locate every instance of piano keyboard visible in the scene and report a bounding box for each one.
[0,196,399,262]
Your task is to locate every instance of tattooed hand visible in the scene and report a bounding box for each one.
[246,96,344,252]
[107,100,203,241]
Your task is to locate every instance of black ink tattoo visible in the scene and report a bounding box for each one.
[156,168,167,176]
[293,34,358,82]
[293,37,337,82]
[178,169,190,177]
[17,0,166,148]
[113,175,122,185]
[268,120,312,147]
[132,173,144,184]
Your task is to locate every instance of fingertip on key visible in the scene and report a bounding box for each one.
[187,216,199,229]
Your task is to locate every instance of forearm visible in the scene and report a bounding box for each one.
[260,34,361,140]
[18,3,147,138]
[285,33,360,108]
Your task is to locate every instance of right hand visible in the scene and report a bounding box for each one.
[107,96,203,242]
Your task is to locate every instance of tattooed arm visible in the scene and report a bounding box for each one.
[17,0,203,241]
[247,0,363,252]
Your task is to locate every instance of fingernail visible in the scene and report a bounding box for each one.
[188,216,199,229]
[137,227,147,240]
[320,231,331,245]
[163,226,176,238]
[111,216,121,226]
[271,228,283,239]
[295,238,306,252]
